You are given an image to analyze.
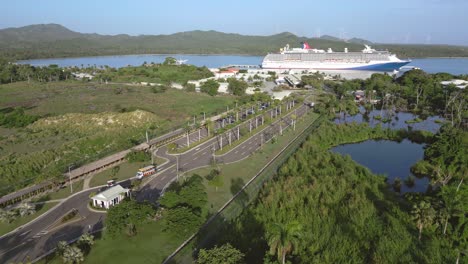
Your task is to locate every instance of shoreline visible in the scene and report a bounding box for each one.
[16,53,468,63]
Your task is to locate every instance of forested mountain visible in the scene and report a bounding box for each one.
[1,24,468,60]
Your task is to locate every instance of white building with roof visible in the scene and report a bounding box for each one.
[91,185,130,209]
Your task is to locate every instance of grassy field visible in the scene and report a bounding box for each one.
[0,202,59,236]
[0,81,235,118]
[0,81,237,195]
[41,220,184,264]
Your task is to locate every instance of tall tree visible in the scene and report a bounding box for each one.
[267,221,302,264]
[411,201,436,241]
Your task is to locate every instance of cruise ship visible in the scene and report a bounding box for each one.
[261,42,410,71]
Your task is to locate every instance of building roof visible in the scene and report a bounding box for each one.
[441,79,468,89]
[91,185,129,201]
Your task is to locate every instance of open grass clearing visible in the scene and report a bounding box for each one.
[40,220,184,264]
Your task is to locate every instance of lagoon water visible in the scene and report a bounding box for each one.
[18,55,468,75]
[331,139,429,193]
[335,108,444,133]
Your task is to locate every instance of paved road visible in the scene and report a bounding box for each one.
[0,101,308,264]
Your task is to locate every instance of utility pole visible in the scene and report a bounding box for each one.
[68,165,73,193]
[176,154,179,181]
[220,135,223,151]
[237,126,240,140]
[146,130,149,143]
[260,133,263,147]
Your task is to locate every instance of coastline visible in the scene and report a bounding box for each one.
[16,53,468,64]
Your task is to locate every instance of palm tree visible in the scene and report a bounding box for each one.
[62,246,84,264]
[56,241,69,256]
[411,201,436,241]
[205,119,214,137]
[78,233,94,251]
[0,208,8,223]
[0,208,17,223]
[267,221,302,264]
[18,203,36,217]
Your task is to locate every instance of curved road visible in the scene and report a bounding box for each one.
[0,102,309,264]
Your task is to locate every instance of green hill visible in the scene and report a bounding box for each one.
[1,24,468,60]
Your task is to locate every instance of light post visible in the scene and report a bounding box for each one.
[68,165,73,193]
[176,154,179,181]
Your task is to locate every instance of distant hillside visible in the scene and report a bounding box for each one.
[1,24,468,60]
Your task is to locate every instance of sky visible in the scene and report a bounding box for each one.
[1,0,468,45]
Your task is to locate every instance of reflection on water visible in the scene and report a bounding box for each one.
[331,139,429,193]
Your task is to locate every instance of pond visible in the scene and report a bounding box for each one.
[331,139,429,193]
[335,107,444,133]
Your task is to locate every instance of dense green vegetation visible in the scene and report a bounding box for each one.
[2,24,468,60]
[94,62,213,85]
[0,60,72,84]
[200,79,220,96]
[159,175,208,238]
[207,121,467,263]
[0,107,38,127]
[105,199,155,237]
[316,70,467,125]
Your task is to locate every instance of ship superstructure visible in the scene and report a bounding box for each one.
[262,42,410,71]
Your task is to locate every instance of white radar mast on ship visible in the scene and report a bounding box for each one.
[362,45,377,53]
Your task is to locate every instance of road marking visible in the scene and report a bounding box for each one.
[171,169,176,173]
[182,163,188,166]
[202,151,207,155]
[161,175,167,180]
[19,230,31,236]
[234,150,238,154]
[193,157,198,160]
[195,147,200,151]
[241,151,246,156]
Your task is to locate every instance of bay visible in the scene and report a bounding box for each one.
[18,55,468,75]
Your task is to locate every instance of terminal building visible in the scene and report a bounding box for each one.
[90,184,130,209]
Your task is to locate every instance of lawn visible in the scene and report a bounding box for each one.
[45,180,85,201]
[41,221,184,264]
[0,202,59,236]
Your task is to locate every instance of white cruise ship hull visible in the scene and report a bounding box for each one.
[262,60,410,72]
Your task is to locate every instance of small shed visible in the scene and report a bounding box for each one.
[91,185,130,209]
